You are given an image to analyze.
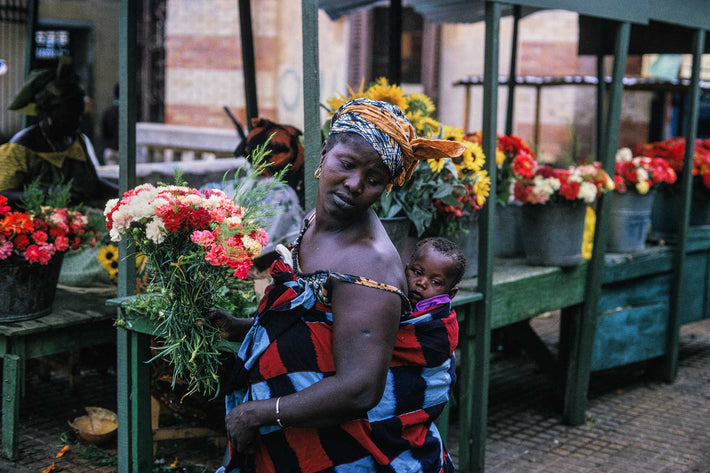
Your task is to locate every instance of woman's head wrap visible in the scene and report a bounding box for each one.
[329,97,466,189]
[8,56,84,116]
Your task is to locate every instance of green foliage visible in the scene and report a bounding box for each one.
[19,177,73,212]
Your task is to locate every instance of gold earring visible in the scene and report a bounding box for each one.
[314,165,322,180]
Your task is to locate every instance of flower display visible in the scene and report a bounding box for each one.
[466,131,536,205]
[105,146,278,396]
[511,153,614,205]
[324,78,491,237]
[632,137,710,190]
[0,187,99,265]
[613,147,677,194]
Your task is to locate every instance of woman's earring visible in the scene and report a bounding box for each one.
[314,165,322,180]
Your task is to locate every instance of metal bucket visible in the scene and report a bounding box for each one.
[452,213,479,278]
[494,202,524,258]
[521,201,587,267]
[651,188,710,236]
[0,252,64,322]
[607,191,655,253]
[380,216,411,258]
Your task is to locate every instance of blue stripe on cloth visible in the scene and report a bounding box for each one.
[332,454,378,473]
[366,370,396,422]
[388,448,425,472]
[280,279,316,311]
[422,359,454,408]
[237,323,270,370]
[400,312,434,325]
[249,380,274,402]
[287,371,325,393]
[224,390,248,414]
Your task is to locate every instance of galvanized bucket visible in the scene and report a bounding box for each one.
[494,202,525,258]
[607,190,655,253]
[651,188,710,236]
[452,213,479,278]
[0,252,64,322]
[521,201,587,267]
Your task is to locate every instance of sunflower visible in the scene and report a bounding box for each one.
[406,92,435,117]
[97,244,119,272]
[428,157,447,173]
[441,125,464,143]
[365,77,407,110]
[325,79,366,115]
[472,170,491,207]
[456,140,486,176]
[419,117,442,137]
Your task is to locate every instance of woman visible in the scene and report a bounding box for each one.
[215,98,465,473]
[0,56,117,209]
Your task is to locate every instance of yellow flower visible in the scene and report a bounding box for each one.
[582,206,596,259]
[472,170,491,207]
[420,117,442,137]
[97,244,119,272]
[456,140,486,177]
[428,157,447,173]
[325,79,366,115]
[496,149,506,167]
[406,92,436,117]
[635,180,650,194]
[365,77,407,110]
[441,125,464,143]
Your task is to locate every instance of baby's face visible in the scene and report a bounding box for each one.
[405,246,456,306]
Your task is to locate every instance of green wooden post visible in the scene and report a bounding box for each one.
[239,0,259,129]
[660,27,705,381]
[2,354,21,460]
[504,5,520,136]
[302,0,321,212]
[456,301,476,472]
[564,21,630,426]
[387,0,402,85]
[20,0,38,130]
[595,20,605,160]
[130,331,152,473]
[118,1,138,471]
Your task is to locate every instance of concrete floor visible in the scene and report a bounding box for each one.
[1,315,708,473]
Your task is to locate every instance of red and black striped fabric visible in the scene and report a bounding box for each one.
[220,255,458,473]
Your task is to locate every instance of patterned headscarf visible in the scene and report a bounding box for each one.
[8,55,84,116]
[329,97,466,189]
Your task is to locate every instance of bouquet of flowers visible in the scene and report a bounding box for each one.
[324,78,490,237]
[632,137,710,192]
[0,181,99,264]
[511,152,614,205]
[466,131,536,205]
[105,145,279,397]
[613,147,677,194]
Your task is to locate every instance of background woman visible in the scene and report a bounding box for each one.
[214,98,465,473]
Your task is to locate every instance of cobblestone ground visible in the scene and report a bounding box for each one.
[1,317,708,473]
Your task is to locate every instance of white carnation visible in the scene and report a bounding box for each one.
[578,181,598,203]
[616,147,633,162]
[146,217,167,244]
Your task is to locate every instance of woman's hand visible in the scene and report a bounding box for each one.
[205,308,247,342]
[225,402,261,456]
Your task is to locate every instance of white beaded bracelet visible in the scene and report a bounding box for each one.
[275,396,284,428]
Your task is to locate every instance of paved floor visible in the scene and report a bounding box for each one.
[1,315,708,473]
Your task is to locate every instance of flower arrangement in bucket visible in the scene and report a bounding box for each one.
[0,182,100,320]
[632,137,710,230]
[323,78,491,244]
[607,148,677,253]
[104,145,278,397]
[510,153,614,266]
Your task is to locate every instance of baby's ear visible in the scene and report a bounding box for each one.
[449,286,459,299]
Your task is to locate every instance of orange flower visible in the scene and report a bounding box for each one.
[56,445,69,457]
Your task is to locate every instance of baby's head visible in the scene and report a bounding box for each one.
[405,237,466,307]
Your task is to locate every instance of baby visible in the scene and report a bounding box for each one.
[405,237,466,313]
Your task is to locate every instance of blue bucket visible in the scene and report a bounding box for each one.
[607,190,655,253]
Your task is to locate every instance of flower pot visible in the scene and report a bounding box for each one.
[0,252,65,322]
[452,213,479,278]
[380,216,411,258]
[521,201,587,267]
[494,202,524,258]
[651,188,710,235]
[607,190,655,253]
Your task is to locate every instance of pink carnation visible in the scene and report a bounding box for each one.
[0,235,12,259]
[24,244,53,265]
[54,235,70,252]
[232,258,253,279]
[190,230,215,247]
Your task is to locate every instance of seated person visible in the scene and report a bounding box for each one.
[0,55,117,210]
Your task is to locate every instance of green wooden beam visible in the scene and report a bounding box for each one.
[302,0,321,211]
[2,355,21,460]
[130,331,152,473]
[239,0,259,129]
[564,20,630,426]
[649,0,710,30]
[21,0,38,130]
[490,0,648,23]
[504,4,520,136]
[660,27,705,381]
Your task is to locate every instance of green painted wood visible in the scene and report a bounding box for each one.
[662,28,705,382]
[649,0,710,29]
[239,0,259,127]
[504,5,520,136]
[679,252,707,325]
[21,324,114,359]
[456,301,476,472]
[302,0,321,211]
[2,354,21,460]
[117,322,131,473]
[490,0,648,23]
[388,0,402,85]
[565,21,631,427]
[599,273,670,314]
[602,248,673,283]
[118,0,137,300]
[131,331,153,472]
[591,301,668,371]
[438,401,450,447]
